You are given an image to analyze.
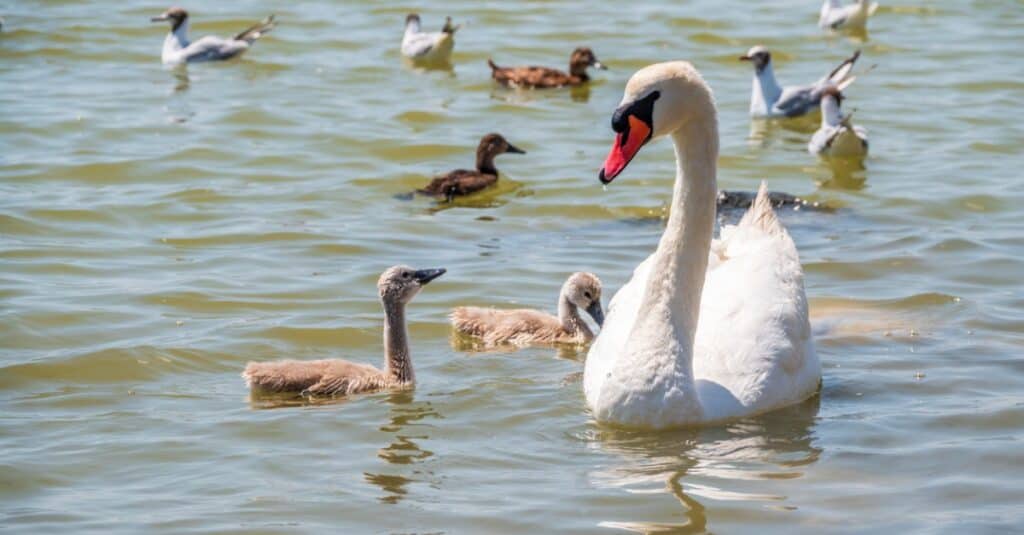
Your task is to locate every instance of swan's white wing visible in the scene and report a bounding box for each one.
[693,185,819,421]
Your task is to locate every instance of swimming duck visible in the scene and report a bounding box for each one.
[488,47,606,89]
[242,265,445,397]
[583,62,820,429]
[401,13,459,64]
[151,7,276,65]
[820,0,879,31]
[808,86,868,158]
[740,45,860,118]
[451,272,604,348]
[417,133,525,201]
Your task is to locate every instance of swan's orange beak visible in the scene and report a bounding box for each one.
[600,115,651,184]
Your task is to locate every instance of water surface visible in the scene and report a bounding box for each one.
[2,0,1023,532]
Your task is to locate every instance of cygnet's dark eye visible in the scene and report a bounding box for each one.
[402,271,412,279]
[584,291,592,299]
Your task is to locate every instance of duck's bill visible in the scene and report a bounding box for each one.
[413,268,446,284]
[586,302,605,327]
[592,61,608,70]
[738,55,752,61]
[599,115,651,184]
[505,143,526,154]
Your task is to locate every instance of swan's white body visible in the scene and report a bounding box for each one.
[820,0,879,31]
[808,92,869,157]
[401,17,455,64]
[584,62,820,429]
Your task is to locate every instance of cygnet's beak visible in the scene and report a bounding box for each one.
[413,268,446,284]
[586,301,605,327]
[592,60,608,70]
[504,143,526,154]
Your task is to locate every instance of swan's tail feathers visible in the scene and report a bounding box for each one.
[235,15,276,43]
[740,181,785,236]
[827,49,860,86]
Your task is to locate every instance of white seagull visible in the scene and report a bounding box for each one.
[151,7,276,65]
[401,13,459,64]
[808,86,868,158]
[820,0,879,31]
[740,45,860,118]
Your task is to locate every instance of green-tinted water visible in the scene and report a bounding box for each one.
[2,1,1023,532]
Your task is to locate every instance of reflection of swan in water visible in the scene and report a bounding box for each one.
[583,396,821,532]
[363,391,441,504]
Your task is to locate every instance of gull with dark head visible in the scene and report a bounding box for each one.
[151,7,276,65]
[740,45,860,118]
[808,86,868,158]
[820,0,879,32]
[401,13,460,65]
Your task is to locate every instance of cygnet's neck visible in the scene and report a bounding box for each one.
[752,62,783,110]
[382,299,414,383]
[821,96,844,127]
[557,293,592,338]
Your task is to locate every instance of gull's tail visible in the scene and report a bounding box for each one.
[235,14,276,44]
[827,49,861,87]
[442,17,461,35]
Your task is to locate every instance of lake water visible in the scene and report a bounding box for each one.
[2,1,1023,532]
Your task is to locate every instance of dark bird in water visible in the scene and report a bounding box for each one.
[417,133,525,201]
[488,47,606,89]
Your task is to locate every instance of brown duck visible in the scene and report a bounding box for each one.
[417,133,525,201]
[488,47,606,89]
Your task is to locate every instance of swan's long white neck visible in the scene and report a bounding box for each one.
[162,19,190,61]
[821,96,844,127]
[751,62,783,112]
[611,114,719,424]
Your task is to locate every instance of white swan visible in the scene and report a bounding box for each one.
[583,62,820,429]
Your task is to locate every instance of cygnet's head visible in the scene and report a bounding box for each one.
[562,272,604,326]
[739,45,772,73]
[477,133,526,158]
[570,47,607,72]
[599,61,716,183]
[151,7,188,31]
[378,265,446,305]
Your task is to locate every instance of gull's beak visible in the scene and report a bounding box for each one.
[504,143,526,154]
[586,301,605,327]
[413,268,446,284]
[592,60,608,70]
[151,14,169,22]
[600,114,651,184]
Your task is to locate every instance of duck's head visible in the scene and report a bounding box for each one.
[379,265,446,305]
[477,133,526,158]
[563,272,604,326]
[570,47,607,72]
[151,7,188,31]
[599,61,716,183]
[739,45,772,73]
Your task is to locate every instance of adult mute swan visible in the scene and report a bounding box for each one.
[583,62,820,429]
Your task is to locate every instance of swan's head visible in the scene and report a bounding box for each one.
[563,272,604,326]
[477,133,526,158]
[379,265,446,305]
[739,45,772,73]
[151,7,188,31]
[599,61,716,183]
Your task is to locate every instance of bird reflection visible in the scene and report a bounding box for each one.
[585,395,821,532]
[815,157,868,190]
[363,391,440,504]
